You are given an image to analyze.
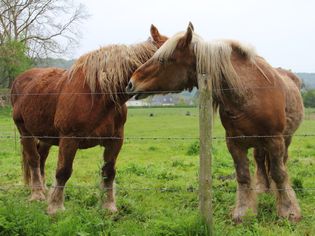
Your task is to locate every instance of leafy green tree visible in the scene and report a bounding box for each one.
[0,41,32,88]
[302,89,315,108]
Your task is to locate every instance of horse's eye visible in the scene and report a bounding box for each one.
[169,57,175,62]
[159,58,165,64]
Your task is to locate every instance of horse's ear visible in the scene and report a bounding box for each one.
[150,24,161,43]
[178,23,193,48]
[150,24,168,48]
[188,22,194,32]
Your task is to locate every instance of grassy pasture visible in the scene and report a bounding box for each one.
[0,106,315,235]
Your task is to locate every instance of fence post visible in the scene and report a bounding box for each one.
[197,73,213,235]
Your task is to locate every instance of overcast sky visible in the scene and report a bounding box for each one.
[75,0,315,72]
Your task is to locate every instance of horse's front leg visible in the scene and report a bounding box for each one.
[101,134,123,213]
[47,138,78,215]
[227,138,257,223]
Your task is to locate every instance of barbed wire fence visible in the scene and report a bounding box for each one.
[0,94,314,159]
[0,86,315,229]
[0,91,314,180]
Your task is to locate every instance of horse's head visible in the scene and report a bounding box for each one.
[127,23,197,99]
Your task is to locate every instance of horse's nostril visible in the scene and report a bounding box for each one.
[126,81,134,92]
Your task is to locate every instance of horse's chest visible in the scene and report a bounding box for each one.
[219,106,254,135]
[77,117,118,149]
[94,119,116,136]
[219,106,243,125]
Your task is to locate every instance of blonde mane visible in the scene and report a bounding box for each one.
[194,38,257,104]
[69,40,158,102]
[154,32,257,106]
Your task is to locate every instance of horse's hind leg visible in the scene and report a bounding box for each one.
[283,136,292,165]
[21,137,46,201]
[101,134,123,213]
[37,141,51,188]
[266,136,301,222]
[47,138,77,215]
[254,148,270,193]
[227,139,257,223]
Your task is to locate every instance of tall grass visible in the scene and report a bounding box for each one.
[0,107,315,235]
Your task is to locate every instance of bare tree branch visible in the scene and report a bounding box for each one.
[0,0,88,58]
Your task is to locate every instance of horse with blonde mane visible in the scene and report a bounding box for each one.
[127,23,304,223]
[11,25,168,215]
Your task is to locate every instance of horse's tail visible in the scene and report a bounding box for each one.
[10,71,30,185]
[22,148,31,185]
[10,79,18,105]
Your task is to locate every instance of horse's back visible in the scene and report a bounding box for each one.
[275,67,302,89]
[11,68,66,104]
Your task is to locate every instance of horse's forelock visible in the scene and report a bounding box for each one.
[153,31,204,62]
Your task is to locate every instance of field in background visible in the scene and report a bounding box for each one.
[0,106,315,235]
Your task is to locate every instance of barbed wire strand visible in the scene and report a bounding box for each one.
[0,133,315,140]
[1,184,315,192]
[0,83,308,97]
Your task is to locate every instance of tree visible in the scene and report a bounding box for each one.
[302,89,315,108]
[0,0,88,58]
[0,40,32,87]
[0,0,87,88]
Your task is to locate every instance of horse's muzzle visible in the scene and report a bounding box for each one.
[125,80,134,94]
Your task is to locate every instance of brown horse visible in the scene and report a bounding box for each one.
[11,25,168,215]
[127,23,304,223]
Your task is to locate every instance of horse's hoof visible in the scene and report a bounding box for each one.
[103,202,118,213]
[47,204,65,215]
[289,214,302,223]
[278,207,302,223]
[255,183,269,194]
[29,191,46,201]
[232,215,243,224]
[232,209,246,224]
[232,209,245,224]
[232,206,257,224]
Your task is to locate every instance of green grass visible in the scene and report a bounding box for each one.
[0,106,315,235]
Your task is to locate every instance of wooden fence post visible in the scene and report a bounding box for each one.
[198,73,213,235]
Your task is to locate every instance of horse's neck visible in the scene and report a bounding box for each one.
[109,43,157,103]
[111,71,134,105]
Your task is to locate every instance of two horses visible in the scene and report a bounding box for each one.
[12,22,304,223]
[127,23,304,223]
[11,25,167,214]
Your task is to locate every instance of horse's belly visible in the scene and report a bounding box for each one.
[20,99,58,136]
[38,137,59,146]
[78,139,103,149]
[219,105,285,137]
